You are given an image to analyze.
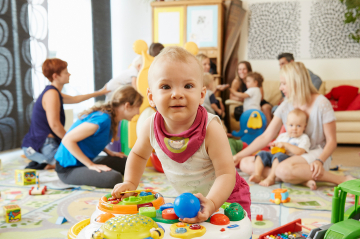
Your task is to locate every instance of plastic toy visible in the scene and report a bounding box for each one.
[258,219,303,239]
[256,214,263,221]
[56,216,67,225]
[270,188,291,204]
[3,204,21,223]
[271,146,286,154]
[173,193,200,219]
[224,203,245,221]
[210,214,230,225]
[232,109,267,145]
[15,169,36,185]
[139,207,157,218]
[151,152,164,173]
[162,208,179,220]
[69,193,252,239]
[170,223,206,239]
[29,172,47,195]
[91,214,165,239]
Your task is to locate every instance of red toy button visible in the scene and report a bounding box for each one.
[189,224,201,230]
[256,214,263,221]
[210,214,230,225]
[220,228,226,232]
[162,208,179,220]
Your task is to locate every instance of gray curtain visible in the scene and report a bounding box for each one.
[0,0,32,151]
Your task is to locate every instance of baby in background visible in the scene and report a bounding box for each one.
[250,109,310,186]
[229,72,263,119]
[112,46,251,223]
[202,73,226,118]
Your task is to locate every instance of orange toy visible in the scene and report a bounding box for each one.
[270,188,290,205]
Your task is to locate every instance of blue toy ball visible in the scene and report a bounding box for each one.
[173,193,200,219]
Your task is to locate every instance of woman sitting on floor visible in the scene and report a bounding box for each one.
[230,61,272,125]
[22,58,109,170]
[233,62,355,190]
[54,86,143,188]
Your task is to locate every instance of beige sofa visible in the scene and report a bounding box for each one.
[225,80,360,144]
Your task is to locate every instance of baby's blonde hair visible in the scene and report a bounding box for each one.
[148,46,204,87]
[280,62,318,105]
[288,108,308,124]
[196,53,209,63]
[203,72,214,88]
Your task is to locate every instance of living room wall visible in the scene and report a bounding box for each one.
[238,0,360,81]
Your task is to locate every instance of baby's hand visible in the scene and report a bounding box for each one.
[180,193,215,224]
[269,142,276,147]
[275,142,284,148]
[111,181,137,200]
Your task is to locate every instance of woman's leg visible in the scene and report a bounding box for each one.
[57,164,123,188]
[93,156,127,175]
[275,156,353,188]
[261,104,272,126]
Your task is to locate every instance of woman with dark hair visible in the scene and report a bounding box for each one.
[229,61,272,124]
[22,58,109,170]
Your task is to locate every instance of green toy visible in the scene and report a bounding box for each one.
[228,138,243,156]
[224,203,245,221]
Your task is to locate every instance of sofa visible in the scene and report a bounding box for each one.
[225,80,360,144]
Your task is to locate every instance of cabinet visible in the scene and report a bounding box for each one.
[151,0,224,77]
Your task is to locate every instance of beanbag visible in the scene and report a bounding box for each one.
[325,85,359,111]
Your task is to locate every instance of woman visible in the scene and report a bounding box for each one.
[229,61,272,124]
[234,62,354,189]
[22,58,109,170]
[54,85,143,188]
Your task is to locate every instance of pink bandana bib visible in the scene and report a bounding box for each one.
[154,106,208,163]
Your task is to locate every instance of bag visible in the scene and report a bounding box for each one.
[234,105,243,121]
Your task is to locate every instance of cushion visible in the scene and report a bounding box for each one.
[325,85,359,111]
[347,94,360,111]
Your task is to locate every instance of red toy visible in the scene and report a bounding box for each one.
[150,153,164,173]
[256,214,263,221]
[258,219,302,239]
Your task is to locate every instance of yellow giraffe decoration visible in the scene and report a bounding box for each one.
[129,41,199,163]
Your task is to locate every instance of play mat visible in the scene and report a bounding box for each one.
[0,150,359,239]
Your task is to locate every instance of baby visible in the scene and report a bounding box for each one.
[229,72,263,120]
[250,109,310,186]
[112,46,251,223]
[202,72,225,118]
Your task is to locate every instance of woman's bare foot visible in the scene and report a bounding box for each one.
[44,164,55,170]
[259,177,276,187]
[344,175,356,182]
[303,180,317,190]
[249,174,263,183]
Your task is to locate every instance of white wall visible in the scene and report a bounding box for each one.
[238,0,360,81]
[111,0,152,77]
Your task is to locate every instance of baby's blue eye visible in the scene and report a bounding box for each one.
[185,84,193,89]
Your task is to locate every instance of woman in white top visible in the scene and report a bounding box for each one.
[233,62,355,190]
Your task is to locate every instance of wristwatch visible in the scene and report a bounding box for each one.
[315,159,324,165]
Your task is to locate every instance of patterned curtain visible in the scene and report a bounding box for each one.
[0,0,40,151]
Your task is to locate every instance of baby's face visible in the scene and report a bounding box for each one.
[286,113,307,138]
[245,76,257,88]
[147,57,206,124]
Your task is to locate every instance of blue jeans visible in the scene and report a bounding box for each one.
[256,151,290,167]
[22,138,59,165]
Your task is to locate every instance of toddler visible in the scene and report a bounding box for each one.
[230,72,263,120]
[112,46,251,223]
[202,73,225,118]
[105,56,143,101]
[249,109,310,186]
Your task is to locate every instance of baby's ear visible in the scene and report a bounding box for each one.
[147,88,156,108]
[199,86,207,105]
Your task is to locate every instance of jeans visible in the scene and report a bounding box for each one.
[23,138,59,165]
[256,151,290,167]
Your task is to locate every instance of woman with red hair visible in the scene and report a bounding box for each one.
[22,58,109,170]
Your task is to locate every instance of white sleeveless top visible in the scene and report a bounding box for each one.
[149,113,221,196]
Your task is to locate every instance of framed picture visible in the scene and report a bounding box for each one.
[187,5,218,47]
[154,7,185,46]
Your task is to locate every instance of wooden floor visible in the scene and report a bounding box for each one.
[332,144,360,167]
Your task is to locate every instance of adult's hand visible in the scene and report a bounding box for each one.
[233,154,244,167]
[310,160,324,180]
[88,164,112,173]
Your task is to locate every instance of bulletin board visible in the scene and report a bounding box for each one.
[186,5,218,48]
[154,7,185,47]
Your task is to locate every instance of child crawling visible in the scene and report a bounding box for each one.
[112,46,251,223]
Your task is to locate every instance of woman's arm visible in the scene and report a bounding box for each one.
[310,121,337,180]
[229,88,249,99]
[233,116,283,165]
[43,89,66,139]
[260,87,264,100]
[62,85,110,104]
[61,122,112,172]
[276,142,306,155]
